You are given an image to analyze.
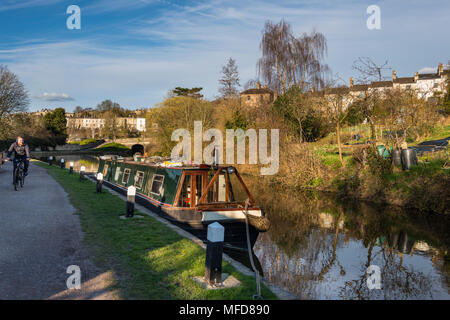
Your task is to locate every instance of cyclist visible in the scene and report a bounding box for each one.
[6,136,30,178]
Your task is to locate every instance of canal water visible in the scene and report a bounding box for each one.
[37,155,450,299]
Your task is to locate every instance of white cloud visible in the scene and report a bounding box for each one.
[418,67,437,74]
[1,0,449,111]
[36,92,75,102]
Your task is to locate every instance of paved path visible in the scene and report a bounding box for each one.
[0,162,115,299]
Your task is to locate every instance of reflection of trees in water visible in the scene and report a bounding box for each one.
[249,179,449,299]
[254,211,347,299]
[340,245,433,300]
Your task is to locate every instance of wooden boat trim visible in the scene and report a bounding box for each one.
[197,168,222,204]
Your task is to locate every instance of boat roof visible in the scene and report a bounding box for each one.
[100,155,224,171]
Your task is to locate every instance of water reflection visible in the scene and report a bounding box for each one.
[248,178,450,300]
[37,155,99,173]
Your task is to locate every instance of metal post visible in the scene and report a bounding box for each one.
[96,173,103,193]
[69,162,74,174]
[126,186,136,218]
[79,166,85,181]
[60,158,65,169]
[49,156,53,166]
[205,222,224,286]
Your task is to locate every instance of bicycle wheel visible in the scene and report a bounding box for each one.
[20,169,24,188]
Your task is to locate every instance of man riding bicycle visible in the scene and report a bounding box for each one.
[6,136,30,177]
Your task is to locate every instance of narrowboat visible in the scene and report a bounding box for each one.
[96,156,269,250]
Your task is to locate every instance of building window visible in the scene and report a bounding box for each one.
[150,174,164,195]
[406,85,411,90]
[122,168,131,185]
[134,171,145,189]
[247,95,251,101]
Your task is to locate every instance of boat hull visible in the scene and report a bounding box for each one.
[100,178,260,250]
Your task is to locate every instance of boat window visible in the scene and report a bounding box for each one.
[150,174,164,195]
[103,164,109,178]
[195,174,203,206]
[207,173,227,203]
[114,167,121,182]
[122,168,131,185]
[134,171,145,189]
[178,175,192,207]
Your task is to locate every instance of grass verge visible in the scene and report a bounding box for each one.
[33,161,276,300]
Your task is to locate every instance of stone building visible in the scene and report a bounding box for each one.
[67,117,146,132]
[240,82,275,107]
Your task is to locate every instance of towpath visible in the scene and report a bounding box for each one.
[0,161,116,299]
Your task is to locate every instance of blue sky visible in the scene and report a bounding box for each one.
[0,0,449,112]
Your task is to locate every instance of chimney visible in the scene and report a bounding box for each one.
[392,70,397,81]
[438,63,443,76]
[311,87,315,93]
[256,81,261,89]
[414,72,419,82]
[263,85,268,89]
[349,77,354,88]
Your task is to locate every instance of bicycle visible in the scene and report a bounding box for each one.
[5,158,26,191]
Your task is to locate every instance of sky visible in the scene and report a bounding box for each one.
[0,0,449,112]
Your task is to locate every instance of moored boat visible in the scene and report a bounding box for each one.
[97,156,269,250]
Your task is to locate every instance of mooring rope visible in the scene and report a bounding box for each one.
[243,198,263,300]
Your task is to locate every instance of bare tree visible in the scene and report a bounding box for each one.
[0,65,29,119]
[257,20,329,94]
[219,57,240,98]
[352,57,391,83]
[320,78,354,167]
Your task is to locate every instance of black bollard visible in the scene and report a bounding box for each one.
[79,166,85,181]
[204,222,224,286]
[69,162,74,174]
[96,173,103,193]
[126,186,136,218]
[49,156,53,166]
[60,158,65,169]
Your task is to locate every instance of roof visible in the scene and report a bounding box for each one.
[350,84,369,91]
[371,81,393,88]
[418,73,440,80]
[394,77,415,84]
[240,88,273,95]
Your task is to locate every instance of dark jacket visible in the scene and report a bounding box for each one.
[7,142,30,158]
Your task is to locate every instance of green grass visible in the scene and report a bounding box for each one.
[68,138,99,145]
[34,161,277,300]
[96,142,130,151]
[409,125,450,146]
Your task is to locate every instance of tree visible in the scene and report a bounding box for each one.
[219,57,240,98]
[257,20,329,94]
[147,96,214,155]
[44,108,67,136]
[321,84,353,167]
[274,86,322,142]
[0,66,29,137]
[352,57,391,83]
[171,87,203,99]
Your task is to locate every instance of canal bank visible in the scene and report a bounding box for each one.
[33,161,282,299]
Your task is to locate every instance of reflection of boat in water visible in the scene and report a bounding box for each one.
[97,156,270,251]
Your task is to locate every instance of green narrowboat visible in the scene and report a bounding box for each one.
[97,156,269,250]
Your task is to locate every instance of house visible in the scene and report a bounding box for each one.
[240,82,275,107]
